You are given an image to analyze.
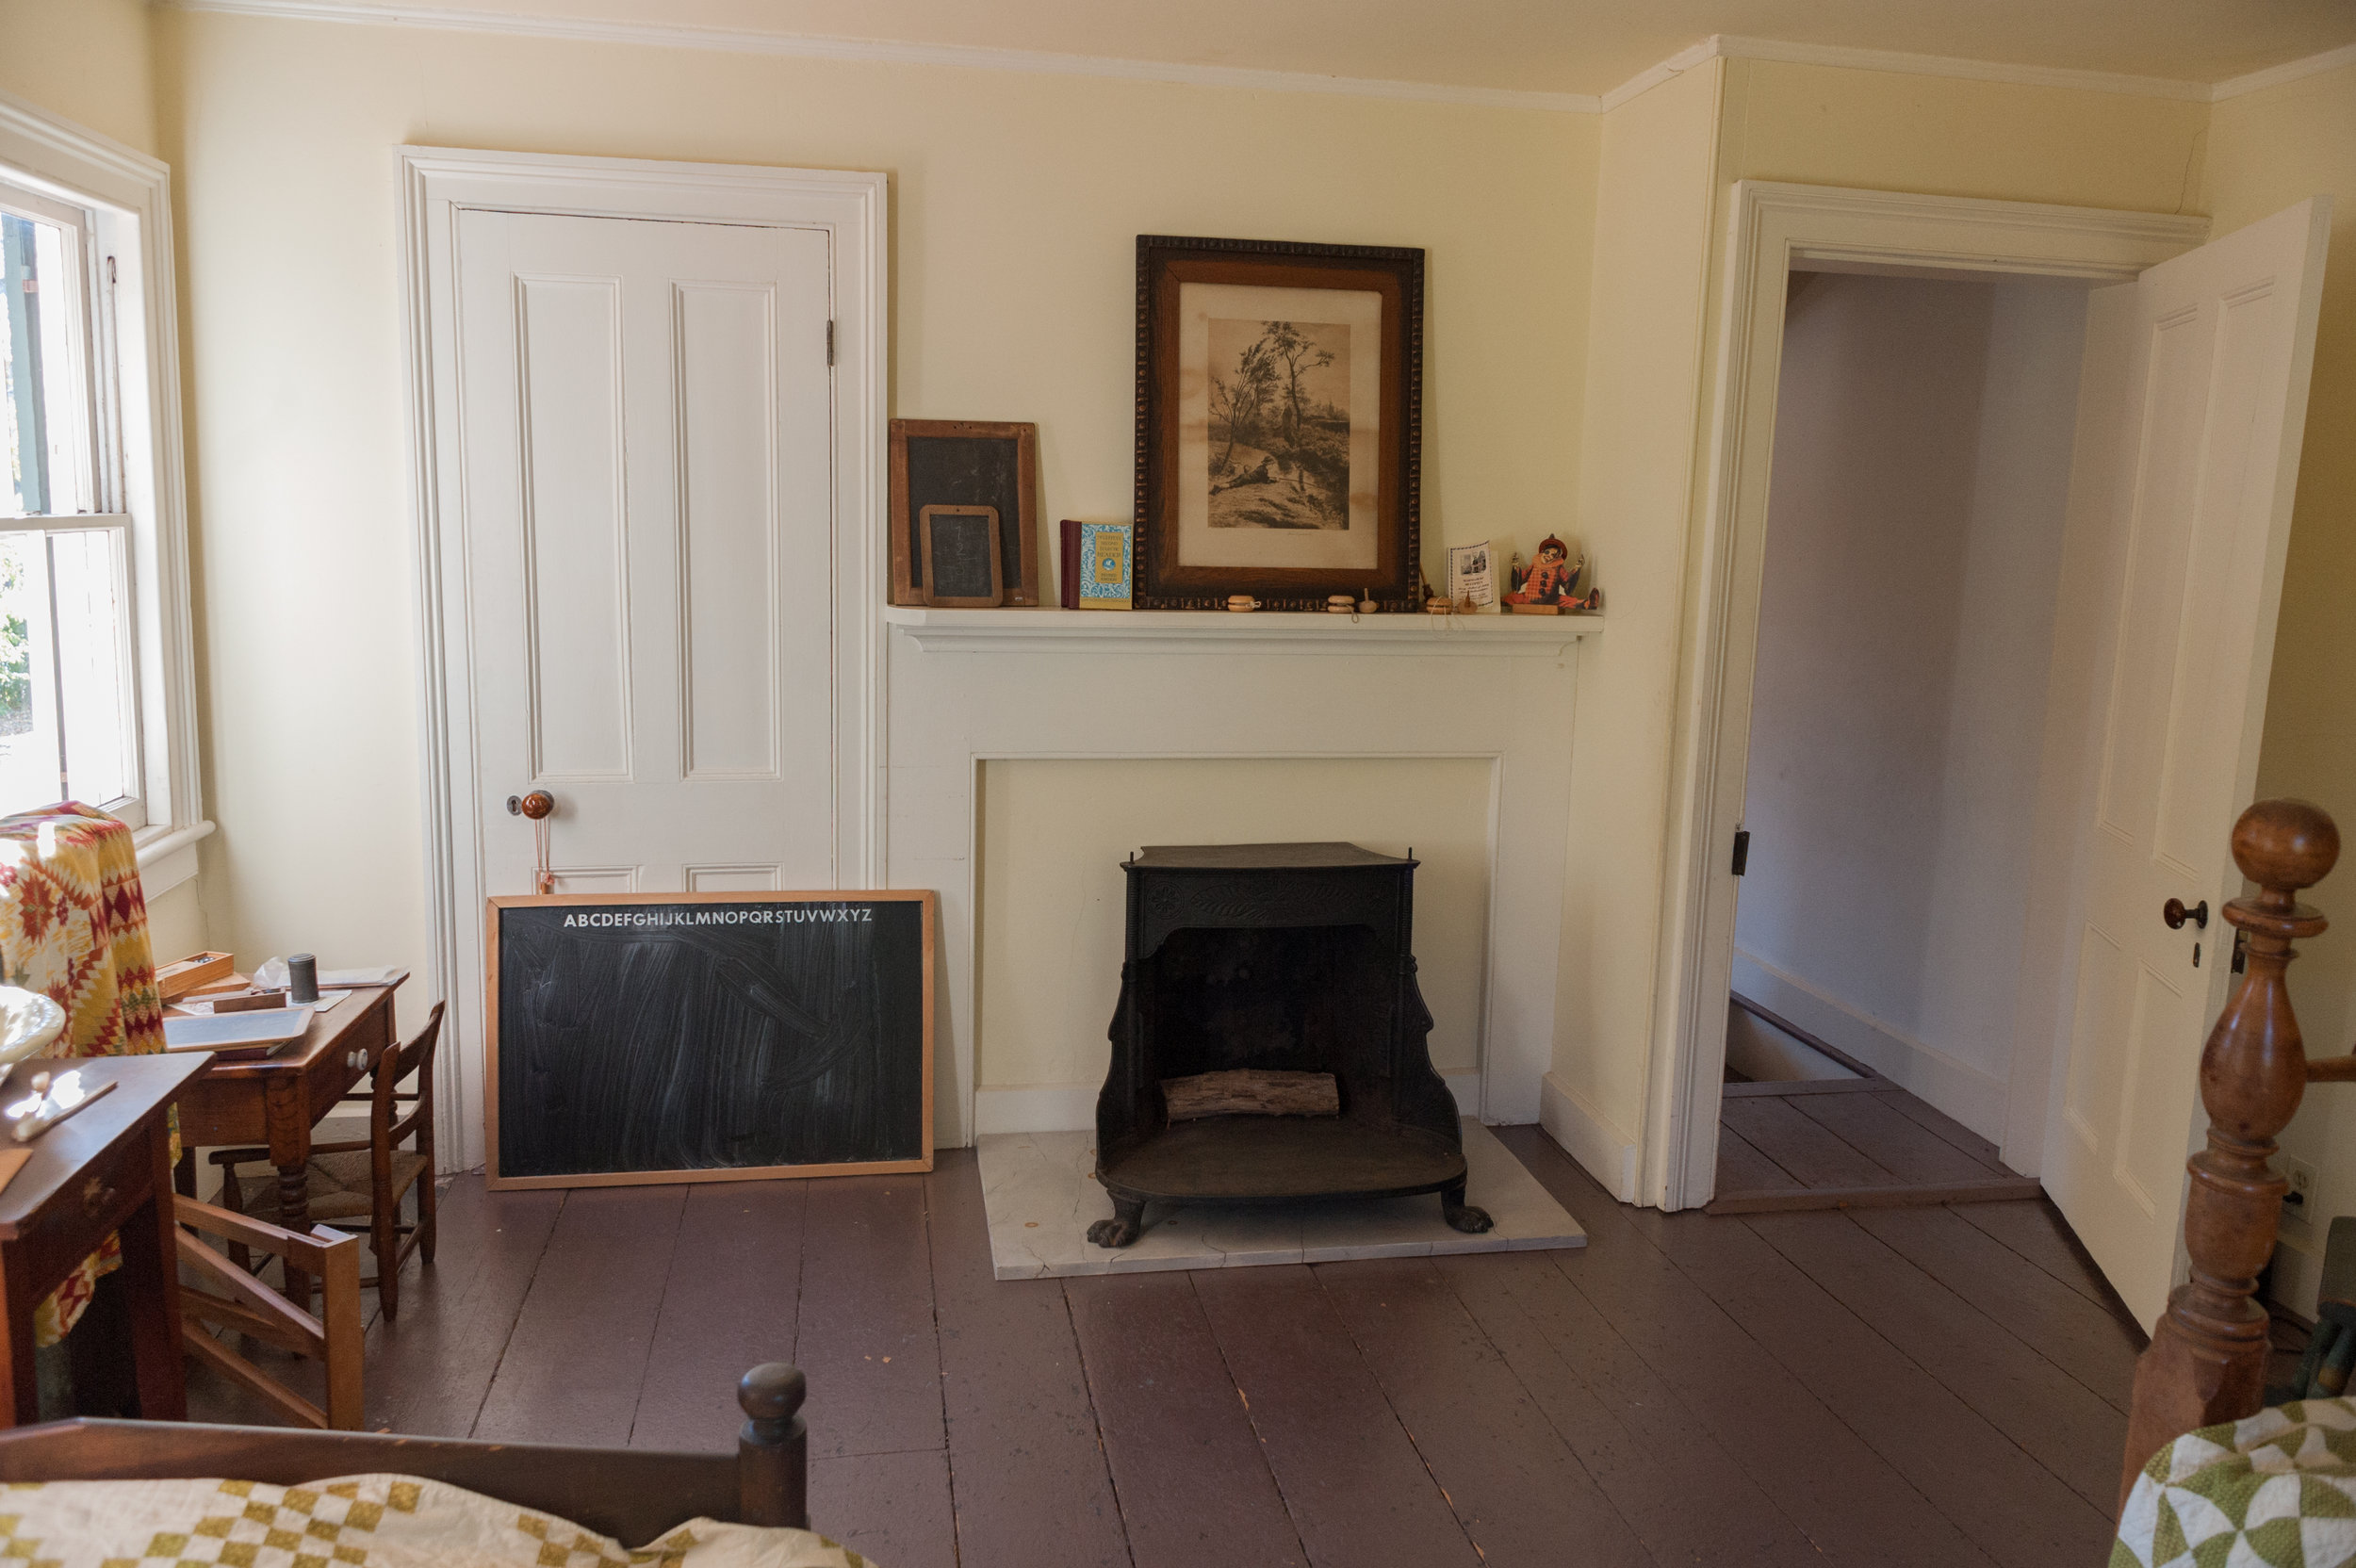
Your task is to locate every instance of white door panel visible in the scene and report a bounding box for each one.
[2044,198,2332,1329]
[455,210,836,905]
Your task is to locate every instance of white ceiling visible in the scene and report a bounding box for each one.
[292,0,2356,95]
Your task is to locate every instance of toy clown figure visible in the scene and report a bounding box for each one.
[1505,535,1579,607]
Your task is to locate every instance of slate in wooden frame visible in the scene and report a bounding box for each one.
[889,419,1039,606]
[1134,235,1423,612]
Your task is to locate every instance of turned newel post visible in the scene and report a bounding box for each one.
[2119,798,2339,1510]
[737,1361,810,1529]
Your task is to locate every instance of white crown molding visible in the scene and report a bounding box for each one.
[159,0,1599,112]
[146,2,2356,119]
[2212,40,2356,101]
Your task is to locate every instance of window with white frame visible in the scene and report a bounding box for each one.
[1,179,139,822]
[0,93,204,877]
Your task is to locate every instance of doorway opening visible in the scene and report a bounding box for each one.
[1708,270,2086,1214]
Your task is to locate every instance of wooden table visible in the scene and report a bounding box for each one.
[0,1052,208,1426]
[172,985,402,1300]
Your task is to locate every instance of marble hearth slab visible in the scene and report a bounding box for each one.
[976,1118,1584,1280]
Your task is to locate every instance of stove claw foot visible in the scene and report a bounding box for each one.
[1442,1182,1493,1234]
[1088,1197,1146,1249]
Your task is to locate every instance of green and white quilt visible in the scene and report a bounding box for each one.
[2114,1396,2356,1567]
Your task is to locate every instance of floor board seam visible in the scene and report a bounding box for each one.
[464,1188,570,1439]
[1182,1270,1316,1568]
[621,1185,698,1449]
[1057,1282,1146,1568]
[1782,1092,1936,1186]
[918,1175,968,1568]
[1304,1261,1492,1566]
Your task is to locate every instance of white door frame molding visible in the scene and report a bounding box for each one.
[400,146,888,1167]
[1647,180,2208,1211]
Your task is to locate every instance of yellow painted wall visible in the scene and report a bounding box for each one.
[2196,62,2356,1311]
[149,9,1595,1016]
[0,0,155,156]
[977,758,1495,1093]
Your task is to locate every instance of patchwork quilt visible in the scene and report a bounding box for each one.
[0,1475,874,1567]
[0,801,169,1347]
[2114,1396,2356,1568]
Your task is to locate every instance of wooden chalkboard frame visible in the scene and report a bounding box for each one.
[918,504,1005,607]
[888,418,1040,606]
[484,890,936,1191]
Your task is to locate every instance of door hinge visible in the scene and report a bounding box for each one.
[1731,829,1751,877]
[826,320,835,366]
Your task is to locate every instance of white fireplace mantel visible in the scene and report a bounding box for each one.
[883,604,1602,656]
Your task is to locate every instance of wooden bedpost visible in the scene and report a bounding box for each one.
[737,1362,810,1530]
[2119,798,2340,1510]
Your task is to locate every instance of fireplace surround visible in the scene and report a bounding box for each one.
[1088,841,1492,1246]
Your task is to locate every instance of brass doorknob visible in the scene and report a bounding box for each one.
[506,791,554,820]
[2164,897,2210,930]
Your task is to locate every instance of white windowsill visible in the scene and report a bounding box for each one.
[882,604,1604,656]
[134,819,215,898]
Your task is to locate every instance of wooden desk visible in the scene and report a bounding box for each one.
[0,1052,207,1426]
[171,987,401,1298]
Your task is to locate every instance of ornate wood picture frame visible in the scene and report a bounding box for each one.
[1133,236,1423,611]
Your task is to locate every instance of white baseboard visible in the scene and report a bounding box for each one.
[1731,950,2008,1143]
[973,1072,1488,1136]
[1539,1071,1638,1202]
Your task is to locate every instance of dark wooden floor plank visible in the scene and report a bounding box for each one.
[795,1174,944,1461]
[1068,1271,1305,1568]
[1707,1176,2043,1215]
[1791,1092,2004,1184]
[1489,1127,1997,1568]
[1316,1257,1654,1567]
[1720,1095,1894,1189]
[630,1181,808,1451]
[810,1448,957,1568]
[925,1152,1130,1568]
[1715,1122,1803,1192]
[1851,1203,2141,1414]
[1746,1209,2126,1509]
[360,1176,564,1435]
[1876,1088,2008,1166]
[1722,1076,1881,1097]
[1434,1250,1824,1566]
[1953,1199,2140,1322]
[1624,1202,2115,1568]
[472,1185,687,1446]
[1192,1265,1482,1568]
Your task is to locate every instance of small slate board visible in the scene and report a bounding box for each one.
[487,891,935,1188]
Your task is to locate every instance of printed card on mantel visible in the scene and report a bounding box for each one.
[1077,521,1133,610]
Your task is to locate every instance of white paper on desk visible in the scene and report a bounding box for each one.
[173,992,342,1016]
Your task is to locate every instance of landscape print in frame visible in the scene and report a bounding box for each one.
[1134,236,1422,610]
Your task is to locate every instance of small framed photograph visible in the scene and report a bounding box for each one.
[1076,520,1133,610]
[1133,235,1423,611]
[890,419,1039,605]
[918,505,1004,608]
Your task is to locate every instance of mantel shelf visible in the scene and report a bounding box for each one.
[882,605,1602,656]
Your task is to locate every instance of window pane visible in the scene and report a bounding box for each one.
[1,210,90,518]
[49,528,131,806]
[0,533,62,814]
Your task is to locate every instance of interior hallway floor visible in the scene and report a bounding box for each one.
[188,1131,2148,1568]
[1714,1073,2044,1214]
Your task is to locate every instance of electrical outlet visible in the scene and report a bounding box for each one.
[2284,1155,2318,1221]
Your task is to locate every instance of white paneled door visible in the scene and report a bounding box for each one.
[2043,199,2331,1330]
[455,210,837,900]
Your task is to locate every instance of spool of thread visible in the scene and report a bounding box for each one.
[287,953,319,1004]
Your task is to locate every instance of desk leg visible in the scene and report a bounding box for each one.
[118,1125,188,1422]
[277,1164,313,1308]
[0,1258,37,1427]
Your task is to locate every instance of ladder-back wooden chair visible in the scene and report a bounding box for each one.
[173,1196,364,1429]
[211,1001,443,1320]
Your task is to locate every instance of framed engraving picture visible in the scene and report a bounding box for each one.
[1133,235,1422,611]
